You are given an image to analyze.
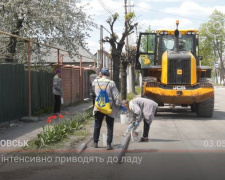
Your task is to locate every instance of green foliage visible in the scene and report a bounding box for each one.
[126,86,141,101]
[139,25,156,57]
[33,107,53,116]
[145,25,155,33]
[140,34,156,54]
[113,13,119,20]
[199,10,225,68]
[107,13,119,24]
[135,86,141,94]
[125,12,135,21]
[88,70,96,75]
[35,109,92,148]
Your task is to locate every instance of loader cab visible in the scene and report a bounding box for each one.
[157,30,198,65]
[135,30,199,69]
[135,33,158,69]
[135,22,214,118]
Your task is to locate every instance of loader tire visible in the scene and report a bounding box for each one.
[191,104,197,112]
[196,97,214,117]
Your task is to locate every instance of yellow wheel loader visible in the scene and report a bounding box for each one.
[135,20,214,117]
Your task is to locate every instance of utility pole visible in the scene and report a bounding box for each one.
[125,0,135,93]
[124,0,133,56]
[125,0,128,47]
[100,25,103,69]
[124,0,130,94]
[99,25,111,70]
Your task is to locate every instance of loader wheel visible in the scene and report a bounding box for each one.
[196,97,214,117]
[191,104,197,112]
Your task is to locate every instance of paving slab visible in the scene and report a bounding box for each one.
[0,101,93,151]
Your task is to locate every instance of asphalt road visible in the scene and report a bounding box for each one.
[0,88,225,180]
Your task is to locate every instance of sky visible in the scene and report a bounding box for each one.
[77,0,225,54]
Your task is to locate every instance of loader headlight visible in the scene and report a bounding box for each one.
[187,31,196,35]
[160,31,168,35]
[199,83,213,88]
[146,82,160,87]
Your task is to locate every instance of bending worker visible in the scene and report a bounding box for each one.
[122,97,158,142]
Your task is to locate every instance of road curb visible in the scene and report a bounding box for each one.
[116,133,131,164]
[20,116,41,122]
[77,137,93,154]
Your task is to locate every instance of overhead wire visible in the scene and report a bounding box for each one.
[98,0,112,14]
[97,0,125,25]
[94,7,124,18]
[136,4,206,22]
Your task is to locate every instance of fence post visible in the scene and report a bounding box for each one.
[57,49,60,66]
[27,41,31,117]
[80,56,83,100]
[71,66,73,104]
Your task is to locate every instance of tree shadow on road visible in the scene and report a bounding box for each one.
[149,139,180,142]
[155,107,225,121]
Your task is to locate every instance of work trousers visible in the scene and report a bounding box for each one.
[54,95,61,113]
[92,94,96,108]
[143,119,152,138]
[93,111,114,145]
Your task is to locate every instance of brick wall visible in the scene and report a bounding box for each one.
[61,66,92,106]
[62,68,72,105]
[62,67,81,106]
[72,69,80,102]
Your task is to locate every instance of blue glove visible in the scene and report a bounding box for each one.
[133,121,139,130]
[121,105,127,112]
[127,121,139,132]
[127,123,134,131]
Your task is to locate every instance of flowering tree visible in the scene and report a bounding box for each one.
[0,0,96,63]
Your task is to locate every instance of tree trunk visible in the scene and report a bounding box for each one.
[5,19,23,62]
[131,61,136,93]
[112,54,121,91]
[218,53,224,84]
[215,39,225,84]
[5,36,17,62]
[121,62,127,100]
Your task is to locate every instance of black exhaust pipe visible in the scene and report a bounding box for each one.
[173,20,179,53]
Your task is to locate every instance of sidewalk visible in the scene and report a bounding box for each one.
[0,99,135,154]
[0,100,93,151]
[83,116,131,151]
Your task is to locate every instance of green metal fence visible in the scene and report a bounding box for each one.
[0,64,54,123]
